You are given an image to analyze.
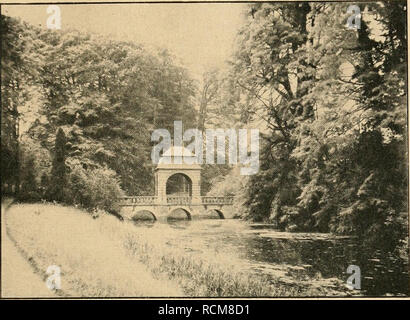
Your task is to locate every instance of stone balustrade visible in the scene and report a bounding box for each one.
[201,196,234,205]
[119,196,234,206]
[166,196,192,205]
[120,196,158,205]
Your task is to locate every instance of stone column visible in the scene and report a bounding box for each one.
[157,171,168,205]
[191,171,201,205]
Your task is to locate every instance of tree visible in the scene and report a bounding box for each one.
[197,69,220,132]
[49,128,67,202]
[219,1,407,246]
[1,16,26,195]
[26,29,198,196]
[226,3,314,226]
[1,15,45,196]
[19,156,38,201]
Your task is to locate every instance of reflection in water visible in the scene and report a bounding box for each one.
[167,208,191,221]
[132,219,409,296]
[132,210,156,222]
[196,209,224,220]
[132,220,155,228]
[167,220,191,230]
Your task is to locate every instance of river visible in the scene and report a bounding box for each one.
[132,218,409,296]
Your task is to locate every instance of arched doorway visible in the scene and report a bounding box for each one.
[167,208,192,221]
[166,173,192,197]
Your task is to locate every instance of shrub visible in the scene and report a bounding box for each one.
[206,168,250,218]
[67,163,124,214]
[17,191,42,203]
[17,138,52,201]
[18,156,41,202]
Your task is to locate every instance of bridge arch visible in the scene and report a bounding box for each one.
[166,173,192,196]
[168,207,192,221]
[199,209,225,219]
[209,209,225,219]
[132,210,157,221]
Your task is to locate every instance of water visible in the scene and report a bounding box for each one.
[132,218,409,296]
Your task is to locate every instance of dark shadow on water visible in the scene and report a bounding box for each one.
[131,210,156,223]
[241,234,409,296]
[167,219,191,229]
[248,224,277,230]
[131,220,155,228]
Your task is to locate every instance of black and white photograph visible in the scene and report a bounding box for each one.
[1,0,409,300]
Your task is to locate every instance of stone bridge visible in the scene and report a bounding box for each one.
[119,145,235,221]
[119,195,235,221]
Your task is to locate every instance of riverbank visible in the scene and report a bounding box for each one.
[3,202,351,297]
[1,199,56,298]
[3,203,182,297]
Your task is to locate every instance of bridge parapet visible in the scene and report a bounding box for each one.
[167,196,192,205]
[201,196,234,205]
[119,196,234,206]
[120,196,158,206]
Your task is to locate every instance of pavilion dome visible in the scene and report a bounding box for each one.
[161,146,194,158]
[157,146,201,169]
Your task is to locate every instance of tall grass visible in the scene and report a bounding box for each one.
[5,203,181,297]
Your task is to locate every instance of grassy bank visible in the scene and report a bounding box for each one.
[5,203,182,297]
[5,203,349,297]
[2,198,56,298]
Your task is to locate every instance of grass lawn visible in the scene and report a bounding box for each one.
[4,203,182,297]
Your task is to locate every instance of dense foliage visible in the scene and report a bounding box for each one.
[210,2,408,252]
[1,15,197,212]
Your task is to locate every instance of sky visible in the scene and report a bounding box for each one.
[3,3,248,79]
